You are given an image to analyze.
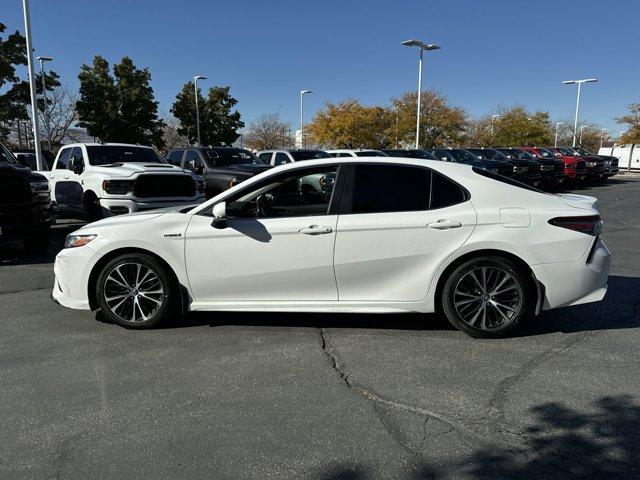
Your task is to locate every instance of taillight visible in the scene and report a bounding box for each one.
[548,215,603,236]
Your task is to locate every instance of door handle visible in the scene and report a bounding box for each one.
[427,219,463,230]
[299,225,333,235]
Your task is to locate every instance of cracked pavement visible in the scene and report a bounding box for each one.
[1,177,639,479]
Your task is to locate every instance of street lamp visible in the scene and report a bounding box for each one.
[554,122,564,147]
[21,0,43,170]
[562,78,597,147]
[193,75,207,146]
[300,90,312,148]
[402,39,441,149]
[491,114,500,136]
[579,125,588,145]
[36,55,53,151]
[600,129,607,149]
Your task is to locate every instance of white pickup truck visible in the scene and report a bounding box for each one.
[41,143,206,220]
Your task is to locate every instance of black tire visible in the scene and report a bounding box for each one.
[84,192,103,222]
[95,253,179,329]
[23,232,51,253]
[441,256,535,338]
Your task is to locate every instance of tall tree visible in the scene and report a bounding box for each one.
[464,116,494,147]
[76,56,165,148]
[616,103,640,173]
[244,112,293,150]
[391,91,468,148]
[307,99,393,149]
[171,82,243,146]
[492,106,553,146]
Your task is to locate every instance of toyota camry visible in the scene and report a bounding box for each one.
[52,157,610,338]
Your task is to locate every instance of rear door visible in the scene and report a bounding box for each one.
[334,163,477,302]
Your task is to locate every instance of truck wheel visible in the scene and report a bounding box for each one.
[23,233,51,253]
[84,193,103,222]
[96,253,179,329]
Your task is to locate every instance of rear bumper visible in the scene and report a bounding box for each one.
[532,238,611,310]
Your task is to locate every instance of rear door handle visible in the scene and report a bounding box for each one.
[299,225,333,235]
[427,219,463,230]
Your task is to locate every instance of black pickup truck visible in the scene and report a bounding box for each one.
[0,142,54,252]
[167,146,272,198]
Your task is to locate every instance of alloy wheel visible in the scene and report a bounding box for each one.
[103,262,164,323]
[453,266,523,330]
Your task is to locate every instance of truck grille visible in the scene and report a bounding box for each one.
[554,162,564,172]
[134,174,196,198]
[577,161,587,172]
[528,164,541,174]
[0,173,31,205]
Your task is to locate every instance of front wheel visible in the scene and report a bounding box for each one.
[96,253,178,329]
[441,256,535,338]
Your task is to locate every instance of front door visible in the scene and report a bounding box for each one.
[184,164,342,302]
[53,147,86,216]
[333,163,477,302]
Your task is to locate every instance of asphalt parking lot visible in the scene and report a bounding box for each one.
[1,176,639,480]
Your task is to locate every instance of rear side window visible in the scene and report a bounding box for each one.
[430,171,468,209]
[351,164,431,213]
[473,167,541,193]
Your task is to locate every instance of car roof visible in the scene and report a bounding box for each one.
[61,143,156,149]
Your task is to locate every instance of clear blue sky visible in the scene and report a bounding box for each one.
[4,0,639,134]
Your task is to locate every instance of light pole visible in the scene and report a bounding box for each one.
[491,114,500,136]
[193,75,207,146]
[402,39,441,149]
[22,0,43,170]
[562,78,597,147]
[579,125,588,145]
[36,55,53,151]
[300,90,312,148]
[554,122,564,147]
[600,129,607,149]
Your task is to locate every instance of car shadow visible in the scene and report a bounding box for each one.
[150,275,639,337]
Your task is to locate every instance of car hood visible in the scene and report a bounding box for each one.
[556,193,598,211]
[91,163,191,178]
[81,204,196,230]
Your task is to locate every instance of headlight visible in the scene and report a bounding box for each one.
[64,234,97,248]
[102,179,135,194]
[586,161,597,167]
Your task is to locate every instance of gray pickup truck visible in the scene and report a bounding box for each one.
[167,146,272,198]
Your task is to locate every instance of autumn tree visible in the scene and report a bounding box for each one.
[306,99,393,149]
[616,103,640,173]
[76,56,165,148]
[390,91,467,148]
[171,83,243,146]
[492,106,553,146]
[244,112,293,150]
[464,116,494,147]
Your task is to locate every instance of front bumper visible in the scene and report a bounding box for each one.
[532,237,611,310]
[99,195,205,216]
[52,244,98,310]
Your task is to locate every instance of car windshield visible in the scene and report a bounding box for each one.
[574,147,593,156]
[0,143,18,165]
[471,149,508,161]
[87,146,166,166]
[290,150,331,161]
[512,149,536,160]
[408,150,436,159]
[536,148,556,158]
[450,150,478,162]
[204,149,263,167]
[558,147,578,156]
[354,151,387,157]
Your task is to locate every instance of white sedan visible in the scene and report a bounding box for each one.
[52,158,610,338]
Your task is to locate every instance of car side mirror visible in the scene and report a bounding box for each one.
[211,201,227,229]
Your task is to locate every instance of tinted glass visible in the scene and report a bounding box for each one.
[185,150,204,171]
[0,143,18,164]
[274,152,290,165]
[16,153,37,169]
[168,150,184,166]
[86,146,165,165]
[351,164,430,214]
[430,171,468,209]
[290,150,331,161]
[56,147,72,169]
[258,152,273,164]
[225,166,338,219]
[204,148,263,167]
[354,150,387,157]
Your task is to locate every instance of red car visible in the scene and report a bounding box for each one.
[521,146,587,183]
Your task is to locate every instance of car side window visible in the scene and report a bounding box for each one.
[69,147,85,172]
[168,150,184,166]
[185,150,204,172]
[350,164,431,214]
[224,165,339,219]
[274,152,290,165]
[430,171,468,209]
[56,147,72,170]
[258,152,273,164]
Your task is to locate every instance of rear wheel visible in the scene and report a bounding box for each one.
[96,253,178,329]
[441,256,534,338]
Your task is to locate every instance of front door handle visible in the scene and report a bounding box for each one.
[299,225,333,235]
[427,219,463,230]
